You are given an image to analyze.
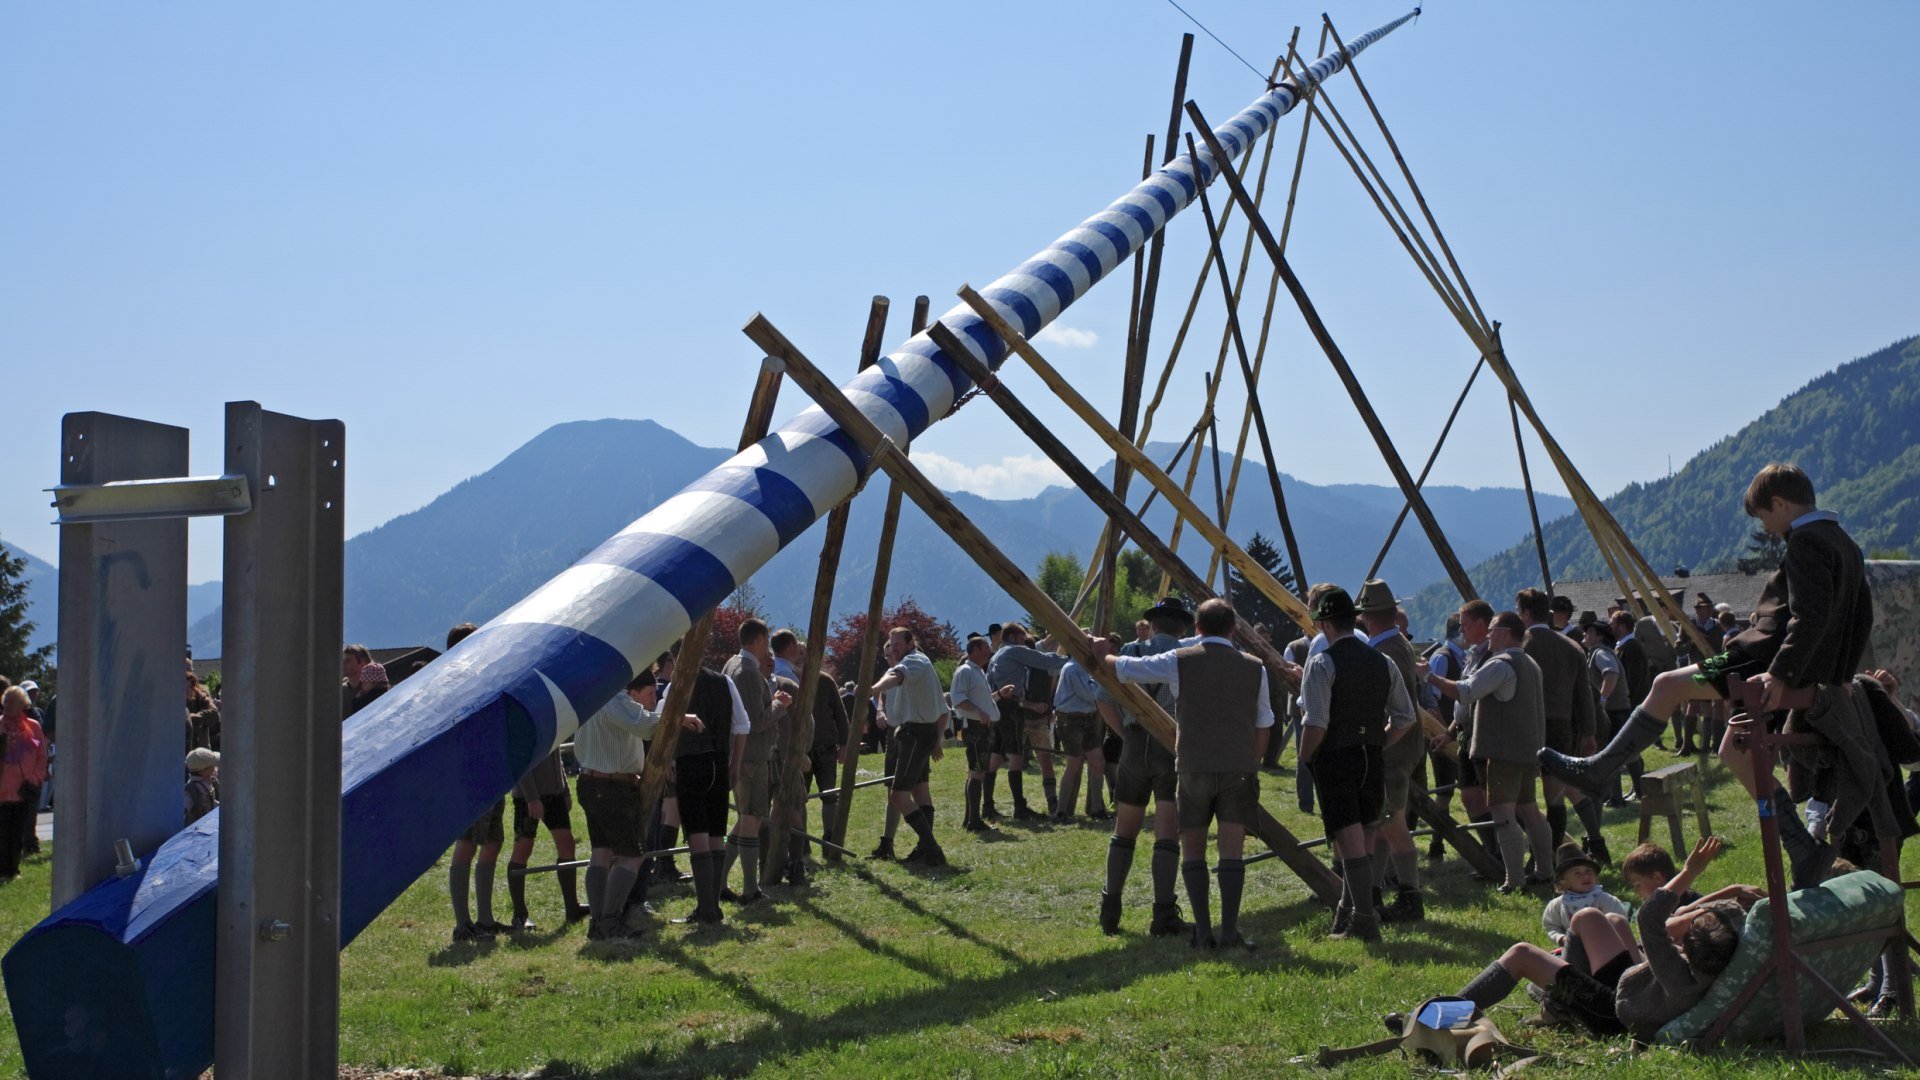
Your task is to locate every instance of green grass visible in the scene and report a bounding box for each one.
[4,751,1920,1077]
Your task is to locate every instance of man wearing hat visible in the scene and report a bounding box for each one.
[1093,596,1193,937]
[1297,585,1418,941]
[1549,594,1578,637]
[986,623,1070,822]
[1355,579,1428,923]
[1108,597,1274,950]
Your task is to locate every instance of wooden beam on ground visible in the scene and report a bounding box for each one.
[1407,783,1502,882]
[955,284,1313,636]
[928,322,1290,672]
[746,313,1342,907]
[636,361,786,846]
[1186,101,1478,603]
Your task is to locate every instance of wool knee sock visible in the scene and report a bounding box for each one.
[450,861,473,929]
[905,805,936,846]
[1771,786,1834,888]
[1008,770,1027,808]
[584,864,608,921]
[724,834,740,881]
[1182,860,1213,940]
[1043,776,1058,812]
[1218,858,1246,936]
[1524,815,1555,878]
[737,836,761,895]
[559,864,582,913]
[1457,961,1519,1010]
[1056,770,1080,817]
[965,777,982,823]
[883,804,901,841]
[1496,820,1527,887]
[1546,804,1568,849]
[1391,850,1421,891]
[603,865,639,920]
[1340,856,1376,920]
[984,771,999,809]
[1151,839,1180,906]
[1104,835,1136,896]
[1573,796,1605,842]
[508,861,529,922]
[1563,931,1592,976]
[474,862,497,925]
[1470,812,1496,857]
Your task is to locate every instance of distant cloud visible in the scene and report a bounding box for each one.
[1034,324,1099,350]
[914,452,1070,500]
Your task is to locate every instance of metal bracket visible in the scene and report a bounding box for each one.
[49,474,252,524]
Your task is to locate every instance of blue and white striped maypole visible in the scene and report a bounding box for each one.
[4,11,1419,1076]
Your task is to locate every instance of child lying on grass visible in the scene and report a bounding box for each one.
[1444,836,1749,1040]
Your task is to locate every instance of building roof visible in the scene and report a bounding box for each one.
[1551,568,1772,624]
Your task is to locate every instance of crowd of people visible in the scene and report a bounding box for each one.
[24,458,1881,1048]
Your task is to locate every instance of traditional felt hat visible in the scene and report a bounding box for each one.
[1552,841,1599,880]
[17,680,37,694]
[1576,610,1600,629]
[1143,596,1193,625]
[1355,579,1400,613]
[1550,594,1576,614]
[1310,586,1357,622]
[185,748,221,773]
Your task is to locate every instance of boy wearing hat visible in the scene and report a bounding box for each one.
[1297,585,1418,941]
[184,748,220,825]
[1541,841,1628,947]
[1355,579,1427,923]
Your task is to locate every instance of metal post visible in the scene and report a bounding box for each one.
[52,413,190,909]
[214,402,345,1079]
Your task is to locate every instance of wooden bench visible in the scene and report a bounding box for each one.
[1638,760,1711,853]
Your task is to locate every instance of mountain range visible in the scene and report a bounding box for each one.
[161,421,1569,656]
[1402,334,1920,631]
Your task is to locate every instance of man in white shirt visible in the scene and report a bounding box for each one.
[949,635,1013,832]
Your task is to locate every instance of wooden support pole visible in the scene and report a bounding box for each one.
[1367,356,1484,580]
[1186,102,1478,602]
[958,285,1312,635]
[1156,398,1214,600]
[929,323,1291,671]
[635,362,787,847]
[1509,389,1555,596]
[1068,425,1204,622]
[1098,133,1159,636]
[745,314,1341,907]
[828,297,929,850]
[1202,373,1231,595]
[770,296,890,868]
[1185,130,1308,595]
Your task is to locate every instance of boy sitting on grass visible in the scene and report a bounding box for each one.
[1542,842,1628,948]
[1620,842,1702,910]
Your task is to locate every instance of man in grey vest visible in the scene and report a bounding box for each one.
[1108,597,1273,951]
[1297,585,1417,942]
[1517,589,1603,859]
[721,618,793,905]
[1094,598,1193,937]
[1429,610,1555,893]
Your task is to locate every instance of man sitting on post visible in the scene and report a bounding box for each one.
[1107,597,1274,951]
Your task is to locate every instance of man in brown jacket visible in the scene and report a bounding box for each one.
[1544,464,1872,796]
[1518,588,1607,862]
[1108,598,1274,950]
[721,618,793,905]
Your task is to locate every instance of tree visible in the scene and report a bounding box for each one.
[1222,531,1297,637]
[824,598,959,684]
[1745,528,1787,573]
[0,541,54,691]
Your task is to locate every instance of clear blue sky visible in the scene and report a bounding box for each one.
[5,2,1914,584]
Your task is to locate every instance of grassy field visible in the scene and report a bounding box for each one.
[3,748,1920,1077]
